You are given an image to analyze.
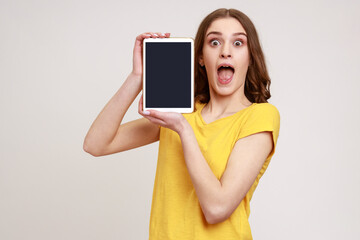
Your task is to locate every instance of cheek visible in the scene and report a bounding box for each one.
[237,53,250,70]
[202,53,213,65]
[202,47,216,64]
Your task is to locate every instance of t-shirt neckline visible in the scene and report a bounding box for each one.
[197,102,257,125]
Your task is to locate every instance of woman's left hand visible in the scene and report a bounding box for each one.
[138,94,188,134]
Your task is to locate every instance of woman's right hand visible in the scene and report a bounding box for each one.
[132,32,171,77]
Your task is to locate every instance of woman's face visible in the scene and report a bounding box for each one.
[200,17,250,98]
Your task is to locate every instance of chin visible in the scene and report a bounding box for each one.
[215,80,243,96]
[213,84,238,97]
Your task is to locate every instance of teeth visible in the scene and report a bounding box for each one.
[218,65,234,70]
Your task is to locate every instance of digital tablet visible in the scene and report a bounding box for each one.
[143,38,194,113]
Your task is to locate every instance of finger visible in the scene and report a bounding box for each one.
[136,32,169,41]
[141,110,166,125]
[138,94,144,115]
[136,33,152,42]
[150,32,159,38]
[148,32,166,39]
[147,110,167,121]
[138,101,150,119]
[157,32,166,38]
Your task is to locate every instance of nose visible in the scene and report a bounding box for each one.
[220,42,232,58]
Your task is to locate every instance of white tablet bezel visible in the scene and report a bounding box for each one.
[143,37,194,113]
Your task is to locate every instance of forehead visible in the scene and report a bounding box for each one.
[206,17,246,35]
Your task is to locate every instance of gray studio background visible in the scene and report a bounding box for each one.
[1,0,359,239]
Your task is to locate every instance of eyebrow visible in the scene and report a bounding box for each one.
[206,31,247,37]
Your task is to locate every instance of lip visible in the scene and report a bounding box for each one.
[217,63,234,85]
[217,63,235,70]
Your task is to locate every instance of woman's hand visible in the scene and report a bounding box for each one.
[132,32,171,77]
[138,94,189,135]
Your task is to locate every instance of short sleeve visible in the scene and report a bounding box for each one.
[237,103,280,156]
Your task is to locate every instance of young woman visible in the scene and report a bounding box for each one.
[84,8,280,240]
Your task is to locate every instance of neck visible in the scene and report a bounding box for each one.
[206,87,252,115]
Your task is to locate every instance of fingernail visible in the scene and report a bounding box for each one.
[161,33,166,36]
[143,111,150,115]
[153,33,158,37]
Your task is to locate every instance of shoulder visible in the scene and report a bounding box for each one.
[252,102,279,114]
[236,102,280,143]
[240,102,280,132]
[247,103,280,121]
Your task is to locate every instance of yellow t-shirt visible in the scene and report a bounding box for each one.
[149,101,280,240]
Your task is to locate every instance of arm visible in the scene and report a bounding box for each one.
[83,32,170,157]
[140,110,274,224]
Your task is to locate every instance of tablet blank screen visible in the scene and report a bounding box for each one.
[145,42,191,108]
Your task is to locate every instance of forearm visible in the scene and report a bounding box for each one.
[84,72,142,153]
[178,123,225,223]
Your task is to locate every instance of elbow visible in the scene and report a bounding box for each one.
[203,204,230,225]
[83,140,103,157]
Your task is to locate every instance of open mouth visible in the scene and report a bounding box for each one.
[217,65,234,84]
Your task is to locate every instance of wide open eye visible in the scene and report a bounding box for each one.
[234,40,243,46]
[210,39,220,46]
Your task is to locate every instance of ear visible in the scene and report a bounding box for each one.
[199,55,204,67]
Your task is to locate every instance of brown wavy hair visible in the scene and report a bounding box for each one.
[195,8,271,105]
